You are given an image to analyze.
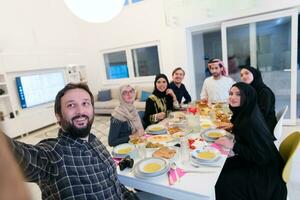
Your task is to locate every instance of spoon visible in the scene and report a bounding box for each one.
[171,162,180,183]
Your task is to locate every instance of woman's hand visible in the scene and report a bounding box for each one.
[215,137,234,149]
[166,89,177,101]
[156,112,166,121]
[216,122,233,132]
[130,129,144,138]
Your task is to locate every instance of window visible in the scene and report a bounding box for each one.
[132,0,143,3]
[124,0,143,5]
[102,43,161,81]
[132,46,160,76]
[104,51,129,79]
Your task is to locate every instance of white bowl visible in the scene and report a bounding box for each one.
[112,143,136,158]
[191,147,221,162]
[136,157,168,177]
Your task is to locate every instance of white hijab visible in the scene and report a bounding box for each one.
[111,85,144,135]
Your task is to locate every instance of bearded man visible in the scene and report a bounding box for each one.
[200,58,235,104]
[3,83,125,200]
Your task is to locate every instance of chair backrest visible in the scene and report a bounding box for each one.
[279,131,300,183]
[276,105,288,121]
[274,105,288,140]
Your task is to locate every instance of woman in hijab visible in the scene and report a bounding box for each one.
[240,66,277,134]
[108,85,144,147]
[215,82,287,200]
[143,74,179,127]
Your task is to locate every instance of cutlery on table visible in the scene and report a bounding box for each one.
[170,162,180,183]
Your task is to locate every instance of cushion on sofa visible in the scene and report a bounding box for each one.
[94,99,120,108]
[134,101,146,110]
[97,89,112,101]
[136,85,153,100]
[140,90,151,102]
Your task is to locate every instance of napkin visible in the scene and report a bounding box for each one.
[210,143,229,156]
[112,157,122,165]
[168,167,186,185]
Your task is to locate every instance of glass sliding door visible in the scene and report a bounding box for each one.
[222,9,298,124]
[192,28,222,99]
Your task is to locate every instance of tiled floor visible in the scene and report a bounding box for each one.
[17,116,300,200]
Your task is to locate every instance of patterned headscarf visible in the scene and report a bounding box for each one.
[208,58,227,76]
[112,85,144,134]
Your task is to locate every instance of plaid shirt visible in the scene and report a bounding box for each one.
[9,130,124,200]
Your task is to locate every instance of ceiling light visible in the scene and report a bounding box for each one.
[64,0,125,23]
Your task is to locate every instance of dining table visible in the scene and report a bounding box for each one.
[116,107,232,200]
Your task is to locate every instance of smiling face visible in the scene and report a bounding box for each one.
[240,68,254,84]
[156,77,168,92]
[56,88,94,138]
[172,69,185,84]
[208,63,222,78]
[121,86,135,104]
[229,86,241,107]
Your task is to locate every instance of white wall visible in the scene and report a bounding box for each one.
[1,0,300,110]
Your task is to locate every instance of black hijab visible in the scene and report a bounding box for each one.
[240,66,270,93]
[240,66,277,133]
[229,82,276,141]
[153,74,170,98]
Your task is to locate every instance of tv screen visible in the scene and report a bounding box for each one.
[16,71,66,108]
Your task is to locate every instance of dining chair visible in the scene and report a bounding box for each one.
[276,105,289,121]
[274,105,288,146]
[279,132,300,200]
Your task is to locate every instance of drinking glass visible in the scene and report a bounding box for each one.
[137,143,146,159]
[180,136,190,165]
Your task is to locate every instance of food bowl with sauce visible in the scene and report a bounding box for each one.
[112,143,137,158]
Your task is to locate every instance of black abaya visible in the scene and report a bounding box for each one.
[215,82,287,200]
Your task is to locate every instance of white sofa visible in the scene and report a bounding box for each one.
[94,85,153,115]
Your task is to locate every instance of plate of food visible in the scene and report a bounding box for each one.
[171,131,185,139]
[170,111,186,119]
[129,136,147,145]
[168,126,183,135]
[152,146,177,160]
[147,135,174,143]
[191,147,221,162]
[201,129,230,142]
[146,124,167,135]
[200,120,216,130]
[112,143,136,158]
[136,157,169,177]
[145,142,165,150]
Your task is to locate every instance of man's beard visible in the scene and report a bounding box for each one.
[60,114,94,138]
[212,73,221,78]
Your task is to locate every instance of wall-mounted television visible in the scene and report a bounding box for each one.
[16,71,66,109]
